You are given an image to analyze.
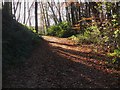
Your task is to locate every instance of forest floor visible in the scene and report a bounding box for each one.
[3,36,120,88]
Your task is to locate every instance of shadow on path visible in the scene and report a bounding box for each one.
[3,36,120,88]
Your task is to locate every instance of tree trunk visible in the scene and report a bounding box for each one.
[3,2,12,15]
[40,2,47,33]
[23,1,26,24]
[65,2,70,22]
[25,2,34,25]
[13,0,20,19]
[45,3,50,27]
[48,2,58,25]
[27,2,31,26]
[35,2,38,33]
[46,12,50,28]
[57,1,62,22]
[71,2,75,25]
[17,2,21,21]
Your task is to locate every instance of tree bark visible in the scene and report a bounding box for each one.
[35,1,38,33]
[23,1,26,24]
[71,2,75,25]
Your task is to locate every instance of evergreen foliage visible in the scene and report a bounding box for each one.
[47,21,74,38]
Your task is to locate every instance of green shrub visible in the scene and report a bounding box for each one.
[71,25,101,44]
[47,25,60,36]
[107,49,120,68]
[71,20,120,52]
[47,21,73,38]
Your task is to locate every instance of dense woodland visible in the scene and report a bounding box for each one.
[2,0,120,88]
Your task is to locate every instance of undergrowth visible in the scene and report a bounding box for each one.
[47,21,74,38]
[69,18,120,69]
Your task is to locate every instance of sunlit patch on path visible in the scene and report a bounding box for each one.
[3,36,120,88]
[43,36,120,74]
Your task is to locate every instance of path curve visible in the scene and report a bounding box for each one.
[3,36,120,88]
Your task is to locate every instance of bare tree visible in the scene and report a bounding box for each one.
[23,0,26,24]
[48,2,58,25]
[35,1,38,33]
[70,2,76,25]
[65,2,70,22]
[27,1,31,26]
[39,2,45,34]
[45,3,50,27]
[25,2,34,26]
[54,0,62,22]
[13,0,20,19]
[17,2,21,21]
[39,2,48,34]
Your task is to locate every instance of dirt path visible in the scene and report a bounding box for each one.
[3,36,120,88]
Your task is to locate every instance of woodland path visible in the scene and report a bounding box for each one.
[3,36,120,88]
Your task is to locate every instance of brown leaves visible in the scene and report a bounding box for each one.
[3,36,120,88]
